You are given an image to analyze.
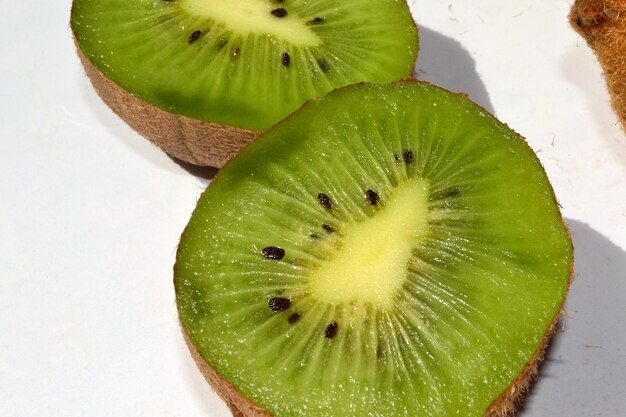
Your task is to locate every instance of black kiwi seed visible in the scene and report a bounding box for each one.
[325,322,338,339]
[262,246,285,260]
[403,149,414,165]
[281,52,290,67]
[317,58,329,72]
[271,8,288,18]
[317,193,333,210]
[306,17,325,25]
[322,224,334,233]
[268,297,291,312]
[393,153,401,162]
[310,233,320,240]
[288,312,302,324]
[188,30,202,44]
[231,47,240,59]
[365,189,379,205]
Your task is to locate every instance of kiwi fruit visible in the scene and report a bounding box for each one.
[70,0,418,167]
[570,0,626,132]
[174,80,573,416]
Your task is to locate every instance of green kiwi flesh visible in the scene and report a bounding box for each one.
[175,80,573,417]
[71,0,418,166]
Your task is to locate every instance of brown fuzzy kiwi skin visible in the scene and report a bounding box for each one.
[570,0,626,132]
[174,80,573,417]
[72,38,258,168]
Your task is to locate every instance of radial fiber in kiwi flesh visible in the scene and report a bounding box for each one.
[175,80,573,417]
[570,0,626,133]
[70,0,418,167]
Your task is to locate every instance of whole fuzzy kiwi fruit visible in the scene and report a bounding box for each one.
[174,80,573,417]
[70,0,418,167]
[570,0,626,132]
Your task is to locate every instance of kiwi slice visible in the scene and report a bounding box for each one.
[174,80,572,417]
[70,0,418,167]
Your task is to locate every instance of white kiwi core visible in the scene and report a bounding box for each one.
[309,178,430,309]
[180,0,322,47]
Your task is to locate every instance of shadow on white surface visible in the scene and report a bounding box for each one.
[561,46,626,165]
[170,156,219,184]
[414,25,495,115]
[521,219,626,416]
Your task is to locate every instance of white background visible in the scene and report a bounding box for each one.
[1,1,625,416]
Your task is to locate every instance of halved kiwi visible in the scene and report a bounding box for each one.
[174,80,573,417]
[70,0,418,167]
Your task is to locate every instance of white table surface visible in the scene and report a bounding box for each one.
[1,1,625,416]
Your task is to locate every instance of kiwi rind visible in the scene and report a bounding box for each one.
[174,80,573,417]
[74,43,257,167]
[71,1,419,167]
[570,0,626,133]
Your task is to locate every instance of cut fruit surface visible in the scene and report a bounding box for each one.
[309,178,430,308]
[71,0,418,166]
[175,81,573,417]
